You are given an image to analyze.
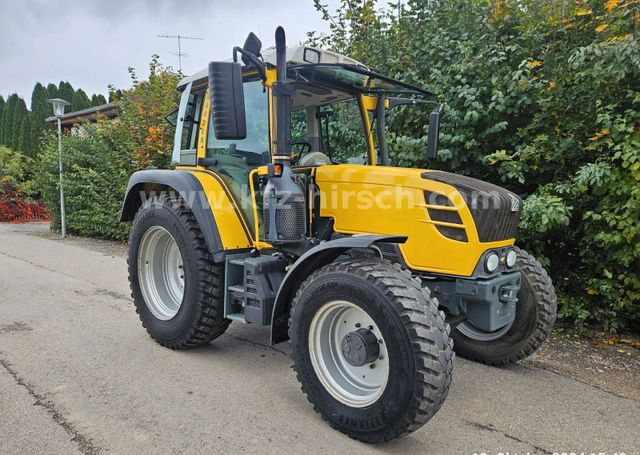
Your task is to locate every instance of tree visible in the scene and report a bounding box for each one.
[18,114,33,156]
[119,55,181,168]
[0,94,19,145]
[10,97,28,150]
[1,94,27,149]
[91,94,107,106]
[57,81,75,106]
[71,88,91,112]
[29,83,50,156]
[108,86,124,103]
[0,96,4,145]
[46,83,58,99]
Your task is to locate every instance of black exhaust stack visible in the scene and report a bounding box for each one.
[261,27,306,246]
[274,26,292,162]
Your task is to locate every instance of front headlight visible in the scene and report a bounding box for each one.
[506,249,518,268]
[485,252,500,272]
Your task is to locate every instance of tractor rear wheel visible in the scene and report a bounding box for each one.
[289,259,453,443]
[452,247,557,365]
[128,195,230,349]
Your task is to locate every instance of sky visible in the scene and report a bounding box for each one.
[0,0,339,107]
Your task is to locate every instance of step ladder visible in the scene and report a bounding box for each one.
[223,253,287,325]
[224,255,251,323]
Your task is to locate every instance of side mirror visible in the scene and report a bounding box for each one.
[427,105,443,159]
[208,61,246,140]
[241,32,262,65]
[233,32,266,81]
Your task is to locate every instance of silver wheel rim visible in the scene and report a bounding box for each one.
[457,320,513,341]
[138,226,185,321]
[308,301,389,408]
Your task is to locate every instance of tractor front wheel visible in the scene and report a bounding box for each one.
[289,259,453,443]
[452,247,557,365]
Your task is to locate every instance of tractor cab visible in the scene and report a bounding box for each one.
[171,43,441,169]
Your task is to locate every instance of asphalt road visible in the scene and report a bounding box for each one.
[1,223,638,455]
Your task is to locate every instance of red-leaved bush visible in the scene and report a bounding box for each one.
[0,181,49,222]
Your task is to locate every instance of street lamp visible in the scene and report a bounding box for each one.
[48,98,70,238]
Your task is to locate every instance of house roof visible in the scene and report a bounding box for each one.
[46,103,119,127]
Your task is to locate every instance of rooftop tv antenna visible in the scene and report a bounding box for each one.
[157,34,204,72]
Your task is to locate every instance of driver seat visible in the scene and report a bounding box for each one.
[298,151,332,166]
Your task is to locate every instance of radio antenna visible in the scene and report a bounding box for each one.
[157,34,204,72]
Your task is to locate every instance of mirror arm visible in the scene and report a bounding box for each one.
[233,47,267,81]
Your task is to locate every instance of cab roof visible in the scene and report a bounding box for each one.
[177,45,367,89]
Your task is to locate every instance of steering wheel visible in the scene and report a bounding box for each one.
[291,140,313,165]
[227,144,268,165]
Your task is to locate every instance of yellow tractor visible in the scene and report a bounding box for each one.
[121,27,557,443]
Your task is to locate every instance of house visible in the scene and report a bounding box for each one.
[45,103,119,133]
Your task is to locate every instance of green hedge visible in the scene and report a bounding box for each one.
[37,122,136,239]
[309,0,640,332]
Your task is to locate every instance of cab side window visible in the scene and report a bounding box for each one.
[320,100,367,164]
[178,90,204,166]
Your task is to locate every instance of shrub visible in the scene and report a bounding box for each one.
[37,121,136,238]
[0,145,48,222]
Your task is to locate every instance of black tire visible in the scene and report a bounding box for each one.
[289,259,454,443]
[452,247,557,365]
[128,195,230,349]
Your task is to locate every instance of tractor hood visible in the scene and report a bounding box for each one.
[313,164,520,276]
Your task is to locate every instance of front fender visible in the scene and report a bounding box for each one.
[270,234,407,344]
[120,169,225,261]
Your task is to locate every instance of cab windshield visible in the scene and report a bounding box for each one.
[289,64,438,166]
[290,64,433,98]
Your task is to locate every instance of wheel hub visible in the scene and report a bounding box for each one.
[308,300,389,408]
[137,226,185,321]
[341,328,380,367]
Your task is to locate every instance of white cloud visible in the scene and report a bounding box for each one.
[0,0,338,106]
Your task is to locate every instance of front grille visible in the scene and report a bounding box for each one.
[423,190,468,242]
[427,208,462,224]
[422,171,521,242]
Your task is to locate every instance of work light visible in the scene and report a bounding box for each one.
[506,249,518,268]
[485,252,500,272]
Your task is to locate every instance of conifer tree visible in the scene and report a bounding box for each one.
[71,89,91,112]
[1,94,19,146]
[29,83,50,155]
[18,114,33,156]
[10,97,28,150]
[91,94,107,106]
[57,81,75,106]
[46,83,58,99]
[0,96,4,145]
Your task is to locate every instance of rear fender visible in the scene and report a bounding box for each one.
[269,234,407,344]
[120,169,226,261]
